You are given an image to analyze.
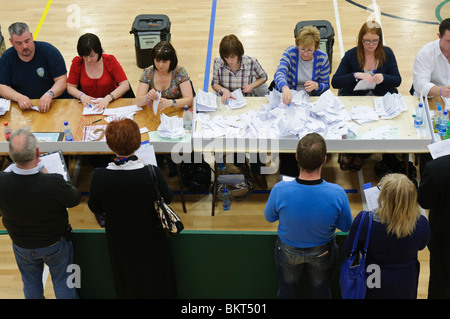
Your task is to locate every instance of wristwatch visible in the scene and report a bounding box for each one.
[46,90,55,97]
[172,99,177,107]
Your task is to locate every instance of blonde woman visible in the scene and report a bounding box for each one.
[343,174,430,299]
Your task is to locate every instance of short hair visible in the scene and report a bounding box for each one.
[377,173,421,239]
[8,22,30,37]
[9,128,37,166]
[356,21,386,69]
[77,33,103,61]
[439,18,450,37]
[105,119,141,156]
[219,34,244,65]
[151,41,178,72]
[296,133,327,171]
[295,25,321,49]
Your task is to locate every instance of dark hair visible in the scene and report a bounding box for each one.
[151,41,178,72]
[439,18,450,37]
[105,119,141,156]
[77,33,103,61]
[219,34,244,65]
[296,133,327,171]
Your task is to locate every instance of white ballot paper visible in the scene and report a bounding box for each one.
[428,138,450,159]
[0,98,11,115]
[364,185,380,211]
[157,113,185,138]
[226,89,247,109]
[39,150,70,181]
[354,79,376,91]
[196,89,218,112]
[135,141,157,166]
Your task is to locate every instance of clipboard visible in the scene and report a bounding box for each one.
[39,149,70,182]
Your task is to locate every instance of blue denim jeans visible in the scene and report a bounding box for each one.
[12,237,78,299]
[274,237,337,299]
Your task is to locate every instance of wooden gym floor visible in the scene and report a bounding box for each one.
[1,0,448,299]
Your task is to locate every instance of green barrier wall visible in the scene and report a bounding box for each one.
[0,230,348,299]
[70,230,348,299]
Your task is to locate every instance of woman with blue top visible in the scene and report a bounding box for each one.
[331,20,401,96]
[274,25,330,106]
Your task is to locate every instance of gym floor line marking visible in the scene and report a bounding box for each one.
[345,0,439,25]
[33,0,53,40]
[203,0,218,92]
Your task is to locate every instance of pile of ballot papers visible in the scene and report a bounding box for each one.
[196,89,354,140]
[373,93,408,119]
[157,113,185,138]
[0,98,11,116]
[195,89,218,112]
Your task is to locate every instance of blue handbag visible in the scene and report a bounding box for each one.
[340,210,373,299]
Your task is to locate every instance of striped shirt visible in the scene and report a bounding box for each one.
[211,55,268,95]
[274,46,330,96]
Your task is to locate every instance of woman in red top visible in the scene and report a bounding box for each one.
[67,33,130,111]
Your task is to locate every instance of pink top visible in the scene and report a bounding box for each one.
[68,54,128,98]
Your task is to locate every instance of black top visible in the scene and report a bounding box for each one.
[88,164,177,298]
[0,171,81,249]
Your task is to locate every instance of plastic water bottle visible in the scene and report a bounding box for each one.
[439,110,449,136]
[222,187,231,211]
[445,122,450,139]
[433,103,443,133]
[63,121,74,141]
[182,105,192,132]
[414,103,424,128]
[218,162,226,172]
[3,121,12,141]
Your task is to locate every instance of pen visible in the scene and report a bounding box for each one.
[92,119,102,124]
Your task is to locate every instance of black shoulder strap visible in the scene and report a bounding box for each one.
[147,165,161,198]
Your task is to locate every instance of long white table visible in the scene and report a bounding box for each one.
[192,95,432,154]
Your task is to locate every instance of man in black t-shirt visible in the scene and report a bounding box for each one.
[0,22,67,112]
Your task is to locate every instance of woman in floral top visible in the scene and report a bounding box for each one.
[136,41,193,110]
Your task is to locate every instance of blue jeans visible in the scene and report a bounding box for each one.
[12,237,78,299]
[274,237,337,299]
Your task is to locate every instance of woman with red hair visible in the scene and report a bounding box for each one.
[88,118,176,298]
[331,21,401,96]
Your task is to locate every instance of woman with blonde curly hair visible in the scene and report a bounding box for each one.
[343,174,430,299]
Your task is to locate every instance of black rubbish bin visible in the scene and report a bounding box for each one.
[130,14,171,69]
[0,26,6,57]
[294,20,335,72]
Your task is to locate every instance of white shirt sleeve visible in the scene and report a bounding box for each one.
[413,40,450,96]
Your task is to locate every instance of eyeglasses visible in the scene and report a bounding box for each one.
[299,48,315,54]
[363,39,379,45]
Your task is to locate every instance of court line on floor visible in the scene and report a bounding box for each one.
[203,0,218,92]
[33,0,53,40]
[345,0,439,25]
[333,0,345,60]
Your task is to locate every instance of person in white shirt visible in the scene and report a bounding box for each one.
[413,18,450,97]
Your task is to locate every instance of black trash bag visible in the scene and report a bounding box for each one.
[373,154,417,187]
[179,155,212,193]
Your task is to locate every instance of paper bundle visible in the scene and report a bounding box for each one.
[196,89,217,112]
[157,113,185,138]
[0,98,11,116]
